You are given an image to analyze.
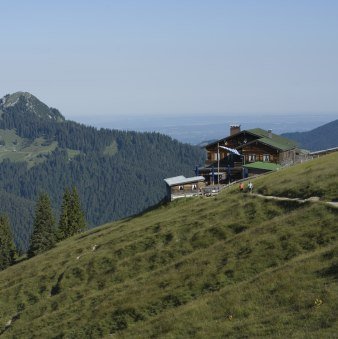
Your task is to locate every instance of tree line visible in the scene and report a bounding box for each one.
[0,93,205,252]
[0,187,86,271]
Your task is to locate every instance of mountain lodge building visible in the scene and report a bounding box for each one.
[198,125,303,184]
[164,125,308,199]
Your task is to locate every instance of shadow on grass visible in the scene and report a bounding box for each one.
[76,196,167,239]
[318,262,338,280]
[121,196,168,221]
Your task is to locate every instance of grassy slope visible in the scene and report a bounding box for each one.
[103,141,118,156]
[0,155,337,338]
[255,152,338,201]
[0,129,80,167]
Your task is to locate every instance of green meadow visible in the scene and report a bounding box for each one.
[255,152,338,201]
[0,153,337,338]
[0,129,80,167]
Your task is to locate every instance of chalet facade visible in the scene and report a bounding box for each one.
[199,125,303,183]
[164,175,205,201]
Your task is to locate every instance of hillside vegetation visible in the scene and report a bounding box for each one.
[255,152,338,201]
[0,154,337,338]
[0,92,205,251]
[0,129,76,167]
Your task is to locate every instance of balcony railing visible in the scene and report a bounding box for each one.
[171,186,224,200]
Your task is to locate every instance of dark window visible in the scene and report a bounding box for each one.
[248,154,256,162]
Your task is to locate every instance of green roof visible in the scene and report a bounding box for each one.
[256,137,295,151]
[243,161,281,171]
[248,128,298,151]
[205,127,299,150]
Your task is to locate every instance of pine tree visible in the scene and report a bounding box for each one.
[0,215,17,270]
[58,188,71,240]
[28,193,56,258]
[70,187,86,234]
[58,187,86,240]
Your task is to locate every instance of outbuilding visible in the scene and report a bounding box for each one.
[164,175,205,201]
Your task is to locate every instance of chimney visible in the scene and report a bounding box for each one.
[230,124,241,136]
[268,129,272,138]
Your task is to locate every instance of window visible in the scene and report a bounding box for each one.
[263,154,270,162]
[192,184,197,190]
[248,154,256,162]
[179,186,184,191]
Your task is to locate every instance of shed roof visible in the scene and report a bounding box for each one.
[310,146,338,156]
[164,175,205,187]
[243,161,281,171]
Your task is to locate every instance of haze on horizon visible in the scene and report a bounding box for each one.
[1,0,338,119]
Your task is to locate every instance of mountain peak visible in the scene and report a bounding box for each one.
[0,91,65,122]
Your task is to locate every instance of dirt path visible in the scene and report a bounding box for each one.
[327,201,338,208]
[251,193,338,208]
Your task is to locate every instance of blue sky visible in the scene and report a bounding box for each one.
[1,0,337,118]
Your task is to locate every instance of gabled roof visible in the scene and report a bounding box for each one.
[164,175,205,187]
[243,161,281,171]
[205,128,297,151]
[247,128,298,150]
[237,136,297,151]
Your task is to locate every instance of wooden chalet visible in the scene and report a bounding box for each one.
[164,175,206,201]
[199,125,300,183]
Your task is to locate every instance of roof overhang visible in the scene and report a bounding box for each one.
[237,138,296,152]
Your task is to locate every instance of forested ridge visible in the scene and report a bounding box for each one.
[0,92,205,251]
[282,119,338,151]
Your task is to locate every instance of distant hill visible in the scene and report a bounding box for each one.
[0,92,205,251]
[0,92,64,122]
[282,119,338,151]
[0,153,337,337]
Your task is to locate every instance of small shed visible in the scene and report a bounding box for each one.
[164,175,206,201]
